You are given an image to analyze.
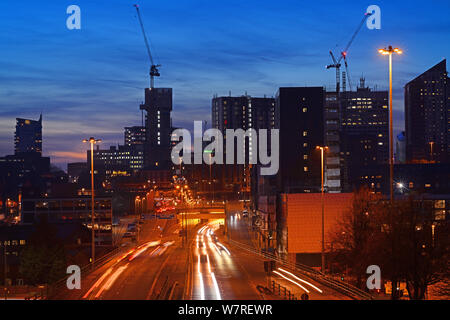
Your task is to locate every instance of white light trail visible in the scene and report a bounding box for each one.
[197,225,207,234]
[82,267,113,299]
[273,270,310,293]
[129,241,160,261]
[278,268,323,293]
[157,246,168,256]
[163,241,174,247]
[199,273,205,300]
[212,243,222,256]
[211,272,221,300]
[216,243,230,256]
[95,264,129,298]
[206,253,212,273]
[149,246,161,257]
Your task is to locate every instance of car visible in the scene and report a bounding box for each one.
[242,210,248,217]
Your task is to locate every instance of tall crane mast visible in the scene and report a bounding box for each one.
[134,4,160,89]
[326,12,371,94]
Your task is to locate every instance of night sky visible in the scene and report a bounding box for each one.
[0,0,449,168]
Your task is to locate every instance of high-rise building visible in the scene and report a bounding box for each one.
[405,59,449,163]
[275,87,324,193]
[14,115,42,155]
[124,126,146,146]
[339,80,389,191]
[324,91,341,193]
[67,162,87,183]
[212,95,275,132]
[140,88,173,170]
[89,144,144,178]
[211,95,276,197]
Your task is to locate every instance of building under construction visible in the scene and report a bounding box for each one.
[134,4,173,170]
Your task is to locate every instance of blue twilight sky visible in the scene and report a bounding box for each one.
[0,0,449,169]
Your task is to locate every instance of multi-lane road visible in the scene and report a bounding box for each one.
[190,222,260,300]
[55,210,353,300]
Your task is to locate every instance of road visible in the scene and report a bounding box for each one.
[54,208,354,300]
[190,222,260,300]
[56,217,188,300]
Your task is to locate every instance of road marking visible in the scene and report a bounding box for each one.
[146,252,171,300]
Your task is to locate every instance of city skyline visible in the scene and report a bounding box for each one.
[1,1,449,303]
[1,0,449,167]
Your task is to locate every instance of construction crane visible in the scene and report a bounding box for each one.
[134,4,160,89]
[342,52,352,91]
[326,12,372,94]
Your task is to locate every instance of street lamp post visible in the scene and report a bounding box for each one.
[316,146,328,273]
[3,243,7,286]
[429,141,434,162]
[378,46,402,202]
[83,137,101,266]
[204,150,214,203]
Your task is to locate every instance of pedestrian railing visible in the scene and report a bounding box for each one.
[270,281,299,300]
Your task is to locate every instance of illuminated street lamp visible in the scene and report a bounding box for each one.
[316,145,328,273]
[378,46,402,202]
[83,137,101,265]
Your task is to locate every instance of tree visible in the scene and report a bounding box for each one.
[371,197,449,300]
[329,186,382,289]
[330,190,449,300]
[399,198,448,299]
[20,217,66,285]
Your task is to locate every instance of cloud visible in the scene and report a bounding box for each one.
[0,0,449,168]
[50,151,86,162]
